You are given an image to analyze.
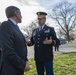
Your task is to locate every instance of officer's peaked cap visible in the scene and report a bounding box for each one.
[36,12,47,15]
[36,12,47,19]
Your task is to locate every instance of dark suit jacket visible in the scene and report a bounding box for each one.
[1,19,27,75]
[30,25,57,62]
[0,25,1,70]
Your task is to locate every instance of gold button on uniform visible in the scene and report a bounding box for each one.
[38,41,39,43]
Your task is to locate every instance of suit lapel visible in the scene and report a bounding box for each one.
[39,29,44,35]
[39,25,48,35]
[8,19,24,38]
[8,19,19,32]
[36,25,46,35]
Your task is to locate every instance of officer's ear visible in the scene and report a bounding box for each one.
[45,17,46,21]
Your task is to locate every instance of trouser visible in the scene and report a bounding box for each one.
[35,61,54,75]
[55,46,59,51]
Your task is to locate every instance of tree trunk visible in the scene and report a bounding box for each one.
[66,31,70,42]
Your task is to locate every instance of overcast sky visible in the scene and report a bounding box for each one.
[0,0,75,29]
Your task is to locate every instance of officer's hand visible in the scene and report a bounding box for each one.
[43,37,52,44]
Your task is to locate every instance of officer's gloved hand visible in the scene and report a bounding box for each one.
[43,37,52,45]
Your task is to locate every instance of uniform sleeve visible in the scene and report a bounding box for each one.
[1,22,26,71]
[27,30,35,46]
[51,27,57,46]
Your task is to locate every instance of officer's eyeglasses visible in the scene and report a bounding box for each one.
[38,17,45,20]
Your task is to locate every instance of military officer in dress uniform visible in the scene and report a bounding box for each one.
[27,11,57,75]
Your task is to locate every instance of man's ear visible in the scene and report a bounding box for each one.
[14,11,18,17]
[14,11,17,15]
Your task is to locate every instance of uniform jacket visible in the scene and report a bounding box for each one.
[30,25,57,62]
[1,19,27,75]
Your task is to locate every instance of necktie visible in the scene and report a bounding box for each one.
[15,25,24,37]
[39,26,42,31]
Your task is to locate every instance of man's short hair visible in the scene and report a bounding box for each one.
[5,6,20,18]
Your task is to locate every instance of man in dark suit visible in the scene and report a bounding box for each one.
[0,22,1,72]
[27,12,57,75]
[54,38,60,51]
[0,6,30,75]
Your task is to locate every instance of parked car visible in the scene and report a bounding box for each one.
[60,39,66,45]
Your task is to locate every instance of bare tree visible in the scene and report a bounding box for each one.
[57,27,65,38]
[74,30,76,43]
[16,0,29,5]
[50,2,76,41]
[57,27,75,40]
[16,0,37,6]
[21,21,38,38]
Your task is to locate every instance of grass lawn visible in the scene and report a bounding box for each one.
[24,52,76,75]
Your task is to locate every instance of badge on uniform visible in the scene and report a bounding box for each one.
[44,29,50,33]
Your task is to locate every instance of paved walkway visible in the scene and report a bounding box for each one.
[27,44,76,58]
[54,44,76,54]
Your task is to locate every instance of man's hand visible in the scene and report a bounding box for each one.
[24,61,30,72]
[43,37,52,44]
[26,40,31,45]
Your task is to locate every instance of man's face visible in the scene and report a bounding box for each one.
[38,17,46,26]
[0,22,1,26]
[15,10,22,23]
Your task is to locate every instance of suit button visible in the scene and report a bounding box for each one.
[38,38,40,40]
[49,49,51,50]
[38,35,40,36]
[38,45,39,47]
[38,41,39,43]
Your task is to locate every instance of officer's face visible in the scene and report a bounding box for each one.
[38,17,46,26]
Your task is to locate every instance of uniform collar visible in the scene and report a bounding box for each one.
[39,24,45,29]
[42,25,45,29]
